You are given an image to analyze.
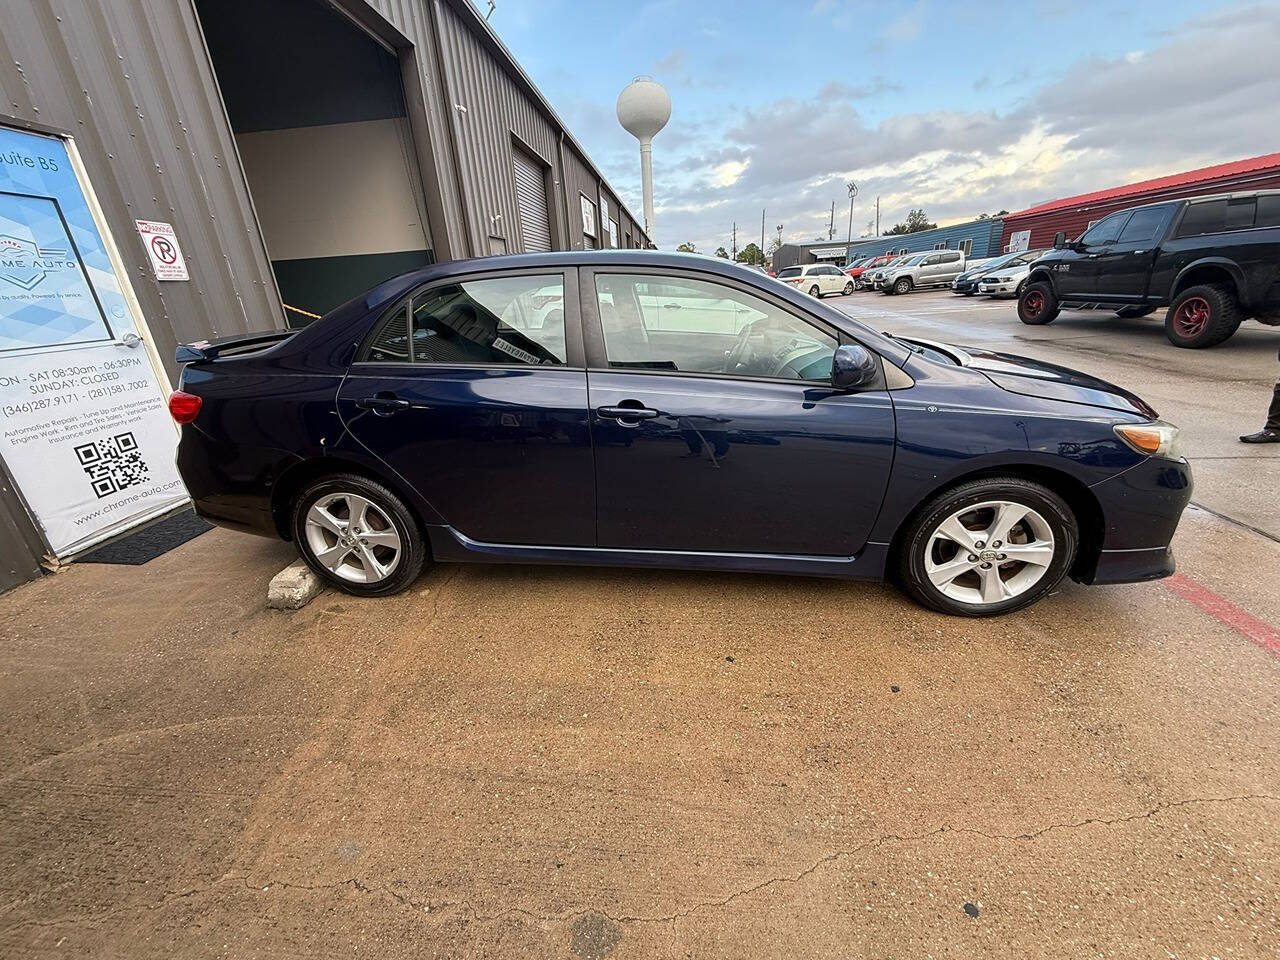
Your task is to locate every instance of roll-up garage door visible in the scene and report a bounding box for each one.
[512,147,552,253]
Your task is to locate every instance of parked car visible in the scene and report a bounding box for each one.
[880,249,967,294]
[849,253,899,288]
[775,263,854,298]
[862,255,910,291]
[952,250,1040,295]
[1019,190,1280,347]
[171,251,1190,617]
[976,250,1049,298]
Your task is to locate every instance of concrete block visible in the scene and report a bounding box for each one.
[267,560,323,610]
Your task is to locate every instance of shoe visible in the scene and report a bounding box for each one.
[1239,430,1280,443]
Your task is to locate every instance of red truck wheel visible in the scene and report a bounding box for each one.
[1164,284,1242,348]
[1018,281,1060,325]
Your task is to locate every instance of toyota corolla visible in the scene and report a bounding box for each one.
[169,251,1191,617]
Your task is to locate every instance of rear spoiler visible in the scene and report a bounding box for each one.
[175,330,294,365]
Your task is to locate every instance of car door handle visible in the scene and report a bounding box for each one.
[356,395,411,415]
[596,404,659,421]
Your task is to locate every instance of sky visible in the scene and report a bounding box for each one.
[481,0,1280,253]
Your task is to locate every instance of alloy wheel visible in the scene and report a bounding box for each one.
[304,492,402,584]
[1172,296,1210,339]
[924,500,1056,606]
[1023,289,1045,319]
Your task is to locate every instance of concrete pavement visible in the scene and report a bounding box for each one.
[0,509,1277,957]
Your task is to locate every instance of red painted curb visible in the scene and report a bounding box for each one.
[1164,573,1280,658]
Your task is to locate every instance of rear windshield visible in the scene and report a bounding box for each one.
[777,267,802,278]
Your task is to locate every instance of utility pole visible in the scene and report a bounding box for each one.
[875,196,880,236]
[828,201,835,240]
[731,221,737,261]
[760,209,765,263]
[846,181,858,245]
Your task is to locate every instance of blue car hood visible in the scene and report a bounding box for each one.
[964,347,1157,418]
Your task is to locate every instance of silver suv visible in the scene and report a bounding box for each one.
[880,249,967,295]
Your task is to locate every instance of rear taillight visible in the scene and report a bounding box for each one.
[168,390,202,424]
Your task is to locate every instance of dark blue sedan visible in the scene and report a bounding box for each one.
[170,251,1191,616]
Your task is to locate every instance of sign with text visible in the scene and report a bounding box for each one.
[0,126,185,554]
[135,219,188,280]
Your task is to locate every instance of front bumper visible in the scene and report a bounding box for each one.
[1075,455,1193,584]
[977,279,1019,295]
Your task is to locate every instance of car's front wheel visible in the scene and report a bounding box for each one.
[843,281,854,295]
[896,477,1077,616]
[892,277,913,295]
[1018,281,1060,325]
[292,472,427,596]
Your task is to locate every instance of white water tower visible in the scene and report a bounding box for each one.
[616,76,670,244]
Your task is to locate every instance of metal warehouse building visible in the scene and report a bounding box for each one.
[844,216,1005,263]
[770,240,857,271]
[999,153,1280,252]
[0,0,647,592]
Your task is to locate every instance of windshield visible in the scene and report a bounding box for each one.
[777,267,802,278]
[901,254,928,266]
[970,251,1022,272]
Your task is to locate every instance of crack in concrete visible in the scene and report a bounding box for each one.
[3,794,1275,940]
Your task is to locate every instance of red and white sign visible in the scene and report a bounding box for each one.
[135,219,189,281]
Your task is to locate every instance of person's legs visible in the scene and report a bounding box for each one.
[1267,380,1280,432]
[1240,379,1280,442]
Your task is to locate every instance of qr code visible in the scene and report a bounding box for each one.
[74,432,150,499]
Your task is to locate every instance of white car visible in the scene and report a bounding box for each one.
[775,263,854,298]
[976,253,1048,298]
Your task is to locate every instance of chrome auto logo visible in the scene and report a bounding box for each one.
[0,234,75,291]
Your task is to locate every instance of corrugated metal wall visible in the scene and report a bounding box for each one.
[1001,168,1280,251]
[842,217,1005,261]
[0,0,287,379]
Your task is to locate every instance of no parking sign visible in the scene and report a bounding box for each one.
[135,219,188,280]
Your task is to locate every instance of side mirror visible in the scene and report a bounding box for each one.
[831,344,879,391]
[1053,231,1067,250]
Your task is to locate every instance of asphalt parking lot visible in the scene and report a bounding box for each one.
[2,291,1279,959]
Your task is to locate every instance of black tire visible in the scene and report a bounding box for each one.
[842,281,854,295]
[808,284,821,298]
[1115,306,1155,319]
[1164,284,1242,348]
[291,472,427,597]
[895,477,1078,617]
[1018,280,1060,325]
[892,277,913,295]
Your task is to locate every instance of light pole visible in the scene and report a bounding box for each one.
[846,181,858,246]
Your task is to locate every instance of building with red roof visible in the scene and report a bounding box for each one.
[999,153,1280,252]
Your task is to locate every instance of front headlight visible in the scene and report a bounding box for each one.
[1114,421,1183,460]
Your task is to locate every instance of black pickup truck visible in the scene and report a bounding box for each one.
[1017,190,1280,347]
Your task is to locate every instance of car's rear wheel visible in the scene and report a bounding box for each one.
[808,284,821,298]
[1164,284,1242,348]
[1018,281,1060,325]
[292,473,426,596]
[843,281,854,295]
[897,477,1077,617]
[892,277,912,295]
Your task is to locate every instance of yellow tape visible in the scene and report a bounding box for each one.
[283,302,322,320]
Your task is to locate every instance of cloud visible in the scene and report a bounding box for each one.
[572,2,1280,252]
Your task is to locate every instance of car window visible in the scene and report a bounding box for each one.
[1118,206,1171,243]
[943,251,961,263]
[1080,212,1129,245]
[1257,195,1280,228]
[594,273,837,381]
[777,267,802,279]
[1174,198,1257,237]
[360,273,566,365]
